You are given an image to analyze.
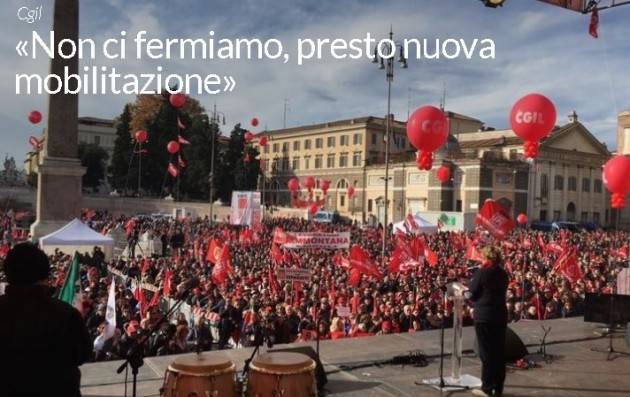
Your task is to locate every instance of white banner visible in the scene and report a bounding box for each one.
[277,267,311,283]
[281,232,351,250]
[230,191,261,226]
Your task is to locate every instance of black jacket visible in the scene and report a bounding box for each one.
[0,285,92,397]
[468,264,509,324]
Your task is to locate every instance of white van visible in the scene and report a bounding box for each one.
[312,211,337,223]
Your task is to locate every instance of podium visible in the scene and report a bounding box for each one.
[421,282,482,391]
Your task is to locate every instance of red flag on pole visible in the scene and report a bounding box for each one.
[424,247,438,268]
[389,236,425,273]
[347,245,381,279]
[162,270,173,298]
[206,239,224,264]
[554,247,582,284]
[270,243,283,265]
[476,199,515,240]
[589,7,599,38]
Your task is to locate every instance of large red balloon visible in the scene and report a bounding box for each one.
[347,186,355,198]
[603,155,630,194]
[517,213,528,225]
[510,93,556,142]
[307,202,319,216]
[258,136,268,147]
[169,93,186,108]
[167,140,180,154]
[28,110,42,124]
[406,106,449,152]
[288,177,300,192]
[244,131,254,142]
[319,180,330,195]
[436,166,450,183]
[135,130,148,144]
[251,118,259,127]
[303,176,315,190]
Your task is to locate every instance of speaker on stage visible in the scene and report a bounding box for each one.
[269,346,327,390]
[473,326,528,362]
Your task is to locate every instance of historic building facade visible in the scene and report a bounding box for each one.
[617,110,630,227]
[261,111,614,227]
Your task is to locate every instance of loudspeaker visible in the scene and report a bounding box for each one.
[473,326,528,362]
[269,346,327,391]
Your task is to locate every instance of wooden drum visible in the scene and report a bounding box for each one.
[162,354,236,397]
[246,352,316,397]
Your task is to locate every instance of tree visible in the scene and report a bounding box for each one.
[79,142,109,192]
[108,104,134,192]
[215,123,260,203]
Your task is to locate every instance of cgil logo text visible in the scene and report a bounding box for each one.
[17,5,43,24]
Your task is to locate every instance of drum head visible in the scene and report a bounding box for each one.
[169,354,234,374]
[251,352,315,374]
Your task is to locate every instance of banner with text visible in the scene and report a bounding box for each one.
[277,231,351,250]
[277,267,311,283]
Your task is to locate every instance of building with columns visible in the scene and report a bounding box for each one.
[617,110,630,227]
[261,110,614,227]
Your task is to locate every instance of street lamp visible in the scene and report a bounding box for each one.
[209,104,226,224]
[371,27,408,261]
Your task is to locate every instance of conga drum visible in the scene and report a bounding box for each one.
[247,352,316,397]
[162,354,236,397]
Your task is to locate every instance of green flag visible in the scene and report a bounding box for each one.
[58,252,80,305]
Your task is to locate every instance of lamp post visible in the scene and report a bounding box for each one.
[209,104,226,224]
[371,27,408,261]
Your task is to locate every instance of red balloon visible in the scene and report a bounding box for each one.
[436,166,450,183]
[416,150,433,171]
[169,93,186,108]
[319,180,330,194]
[135,130,148,144]
[517,213,528,225]
[406,106,449,152]
[509,93,556,142]
[244,131,254,142]
[603,155,630,193]
[288,177,300,192]
[347,186,355,198]
[258,136,268,147]
[167,140,180,154]
[307,202,319,216]
[251,118,259,127]
[28,110,42,124]
[303,176,315,190]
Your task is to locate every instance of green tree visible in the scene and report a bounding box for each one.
[79,142,109,191]
[215,123,260,203]
[108,104,134,192]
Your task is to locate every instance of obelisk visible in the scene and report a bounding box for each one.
[30,0,85,239]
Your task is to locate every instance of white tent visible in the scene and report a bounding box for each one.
[393,213,439,235]
[39,218,114,259]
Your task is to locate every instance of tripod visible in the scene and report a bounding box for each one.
[591,324,630,361]
[537,325,553,363]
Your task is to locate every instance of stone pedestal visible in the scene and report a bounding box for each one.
[30,157,85,239]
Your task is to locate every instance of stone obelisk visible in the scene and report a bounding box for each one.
[30,0,85,239]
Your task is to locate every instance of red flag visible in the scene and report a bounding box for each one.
[589,7,599,38]
[268,266,278,295]
[475,200,515,240]
[554,247,582,284]
[141,258,151,274]
[167,163,179,178]
[125,219,136,236]
[546,242,565,256]
[239,228,253,246]
[177,117,186,130]
[149,290,161,308]
[206,239,224,264]
[272,227,292,245]
[536,234,547,255]
[347,245,381,279]
[348,268,362,287]
[389,236,425,273]
[178,135,191,145]
[133,282,148,317]
[178,155,186,168]
[424,247,438,268]
[612,244,629,260]
[211,245,232,285]
[162,270,173,298]
[0,244,9,259]
[522,238,532,250]
[270,243,283,265]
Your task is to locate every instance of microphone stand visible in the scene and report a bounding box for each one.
[116,287,193,397]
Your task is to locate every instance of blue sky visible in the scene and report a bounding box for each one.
[1,0,629,164]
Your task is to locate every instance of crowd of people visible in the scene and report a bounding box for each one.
[0,209,628,363]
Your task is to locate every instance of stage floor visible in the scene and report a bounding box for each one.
[81,317,630,397]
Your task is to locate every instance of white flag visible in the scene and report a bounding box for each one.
[94,278,117,351]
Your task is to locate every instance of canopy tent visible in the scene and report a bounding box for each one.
[393,214,439,235]
[39,218,114,259]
